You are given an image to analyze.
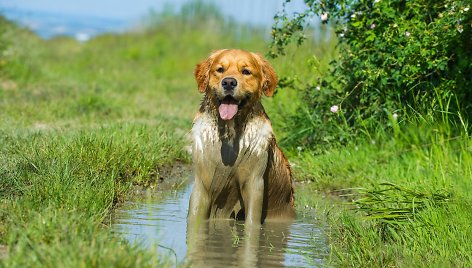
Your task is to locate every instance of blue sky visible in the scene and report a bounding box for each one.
[0,0,179,19]
[0,0,308,26]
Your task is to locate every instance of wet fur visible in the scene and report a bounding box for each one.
[189,49,295,224]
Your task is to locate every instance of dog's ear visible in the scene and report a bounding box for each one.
[194,58,211,93]
[251,53,278,97]
[195,49,226,93]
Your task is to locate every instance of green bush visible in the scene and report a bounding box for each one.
[271,0,471,149]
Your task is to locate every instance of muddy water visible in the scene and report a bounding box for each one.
[113,183,328,267]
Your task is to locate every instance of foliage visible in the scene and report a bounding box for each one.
[271,0,472,149]
[274,0,472,262]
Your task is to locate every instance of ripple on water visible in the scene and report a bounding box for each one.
[113,183,329,267]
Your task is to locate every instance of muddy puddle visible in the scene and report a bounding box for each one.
[113,181,328,267]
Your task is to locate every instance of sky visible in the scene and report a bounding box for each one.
[0,0,180,20]
[0,0,308,26]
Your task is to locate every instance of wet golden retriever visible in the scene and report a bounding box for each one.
[188,49,295,225]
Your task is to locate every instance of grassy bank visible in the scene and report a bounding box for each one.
[0,125,187,266]
[292,119,472,266]
[0,16,197,266]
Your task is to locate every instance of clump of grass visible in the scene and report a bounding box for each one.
[353,182,451,226]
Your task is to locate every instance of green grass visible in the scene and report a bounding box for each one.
[292,121,472,267]
[0,124,186,266]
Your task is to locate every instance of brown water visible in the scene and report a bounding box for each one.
[113,183,328,267]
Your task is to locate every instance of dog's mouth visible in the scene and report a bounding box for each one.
[218,95,246,121]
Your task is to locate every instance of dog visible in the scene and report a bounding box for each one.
[188,49,295,225]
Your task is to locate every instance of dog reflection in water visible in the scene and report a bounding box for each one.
[187,49,295,265]
[186,219,291,267]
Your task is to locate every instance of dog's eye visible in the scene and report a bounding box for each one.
[216,67,224,73]
[242,69,251,75]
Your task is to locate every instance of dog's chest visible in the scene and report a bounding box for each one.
[191,114,273,165]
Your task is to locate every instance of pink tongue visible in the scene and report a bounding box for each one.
[219,103,238,120]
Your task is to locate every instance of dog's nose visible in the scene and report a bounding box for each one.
[222,77,237,91]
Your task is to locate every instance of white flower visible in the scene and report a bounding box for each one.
[370,23,376,29]
[405,31,411,37]
[464,7,470,12]
[316,85,321,91]
[321,12,329,22]
[330,105,339,113]
[392,113,398,120]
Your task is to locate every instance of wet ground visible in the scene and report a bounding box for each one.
[113,179,328,267]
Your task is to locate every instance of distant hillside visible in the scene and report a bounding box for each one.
[0,7,129,40]
[0,1,307,41]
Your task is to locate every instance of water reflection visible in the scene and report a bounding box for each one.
[113,183,327,267]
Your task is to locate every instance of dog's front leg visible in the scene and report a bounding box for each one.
[187,172,211,259]
[245,177,264,225]
[242,153,268,225]
[188,176,210,222]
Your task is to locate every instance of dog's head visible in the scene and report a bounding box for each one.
[195,49,278,121]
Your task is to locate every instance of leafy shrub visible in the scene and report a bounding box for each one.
[271,0,471,149]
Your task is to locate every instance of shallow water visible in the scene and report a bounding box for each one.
[113,183,328,267]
